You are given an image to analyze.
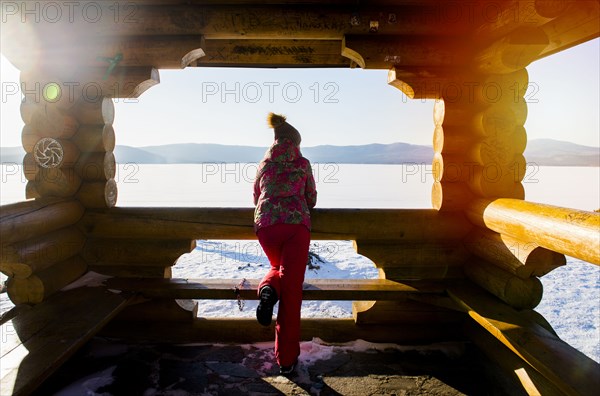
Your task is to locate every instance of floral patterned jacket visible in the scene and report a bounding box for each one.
[253,138,317,232]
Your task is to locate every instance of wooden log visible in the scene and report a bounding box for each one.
[71,124,116,152]
[464,228,566,278]
[25,181,40,200]
[72,97,115,125]
[80,208,474,241]
[29,106,79,139]
[198,38,347,67]
[467,159,526,198]
[82,238,193,266]
[474,26,549,74]
[463,259,543,309]
[437,100,526,130]
[35,35,205,69]
[466,198,600,265]
[389,68,528,104]
[4,4,474,40]
[22,153,39,181]
[379,265,465,281]
[21,124,40,153]
[388,67,469,100]
[431,181,475,212]
[20,71,82,110]
[0,227,86,279]
[73,66,160,99]
[100,317,465,345]
[354,241,469,280]
[19,99,37,124]
[465,321,567,396]
[33,138,80,168]
[473,0,555,42]
[449,283,600,396]
[105,278,444,301]
[352,300,465,325]
[75,152,116,181]
[0,199,84,245]
[89,265,171,278]
[21,67,160,105]
[433,124,480,156]
[537,0,600,59]
[342,35,471,69]
[76,179,118,208]
[35,167,82,198]
[6,255,87,305]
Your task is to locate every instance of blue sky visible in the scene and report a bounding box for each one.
[1,38,598,148]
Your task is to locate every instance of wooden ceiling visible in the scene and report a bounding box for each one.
[1,0,598,72]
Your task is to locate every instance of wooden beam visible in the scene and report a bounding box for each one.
[474,26,549,74]
[536,0,600,60]
[0,226,86,279]
[473,0,555,43]
[464,227,566,278]
[82,238,194,266]
[105,278,445,300]
[80,208,474,241]
[197,39,348,67]
[0,4,475,41]
[342,35,471,69]
[0,287,130,396]
[7,256,87,305]
[448,284,600,396]
[0,199,84,245]
[466,321,568,395]
[463,259,543,309]
[100,317,465,344]
[15,35,205,70]
[466,198,600,265]
[354,241,469,280]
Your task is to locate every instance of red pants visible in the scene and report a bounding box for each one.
[257,223,310,367]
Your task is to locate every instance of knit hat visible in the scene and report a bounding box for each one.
[267,112,301,146]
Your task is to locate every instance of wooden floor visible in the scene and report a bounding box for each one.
[0,287,131,396]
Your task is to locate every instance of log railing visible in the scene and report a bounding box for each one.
[466,198,600,265]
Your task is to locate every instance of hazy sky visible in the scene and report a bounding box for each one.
[1,38,598,148]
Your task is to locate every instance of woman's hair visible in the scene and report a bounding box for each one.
[267,112,287,128]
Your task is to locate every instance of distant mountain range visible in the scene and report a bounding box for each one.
[1,139,598,166]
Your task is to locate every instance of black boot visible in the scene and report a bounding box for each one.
[256,285,278,326]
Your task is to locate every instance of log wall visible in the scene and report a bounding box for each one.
[1,199,86,304]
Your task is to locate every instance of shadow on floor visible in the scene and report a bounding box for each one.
[35,337,494,395]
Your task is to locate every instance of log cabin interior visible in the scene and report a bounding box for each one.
[1,0,599,394]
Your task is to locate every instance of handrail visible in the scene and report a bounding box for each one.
[466,199,600,265]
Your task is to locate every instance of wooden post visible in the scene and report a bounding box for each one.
[72,97,115,125]
[35,168,82,198]
[474,27,549,74]
[71,125,115,153]
[431,68,529,209]
[75,152,116,182]
[77,180,118,208]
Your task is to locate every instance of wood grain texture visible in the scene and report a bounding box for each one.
[466,198,600,264]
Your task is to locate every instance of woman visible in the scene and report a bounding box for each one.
[253,112,317,375]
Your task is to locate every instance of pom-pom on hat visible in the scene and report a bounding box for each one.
[267,112,301,146]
